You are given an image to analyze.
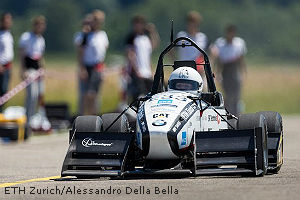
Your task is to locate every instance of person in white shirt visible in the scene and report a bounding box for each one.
[75,10,109,115]
[177,11,209,62]
[213,25,247,116]
[175,11,209,91]
[74,14,92,115]
[0,12,13,112]
[19,15,46,121]
[124,15,160,103]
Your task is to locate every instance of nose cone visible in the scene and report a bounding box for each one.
[146,131,178,159]
[141,91,194,159]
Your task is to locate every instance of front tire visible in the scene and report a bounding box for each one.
[70,115,103,143]
[73,115,103,132]
[237,113,268,176]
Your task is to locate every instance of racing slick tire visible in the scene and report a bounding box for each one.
[257,111,282,133]
[101,113,129,132]
[73,116,103,132]
[71,116,103,179]
[257,111,283,174]
[237,113,268,176]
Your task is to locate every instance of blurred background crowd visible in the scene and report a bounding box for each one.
[0,0,300,137]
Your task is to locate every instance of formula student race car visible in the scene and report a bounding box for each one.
[61,33,283,178]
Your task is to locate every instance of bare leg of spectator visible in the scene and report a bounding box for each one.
[25,81,38,121]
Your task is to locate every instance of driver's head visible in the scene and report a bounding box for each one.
[168,67,203,95]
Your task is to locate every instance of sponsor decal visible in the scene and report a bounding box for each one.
[137,105,148,132]
[181,131,187,146]
[207,114,223,124]
[180,104,197,121]
[179,69,189,78]
[148,96,159,102]
[172,121,181,132]
[208,115,218,122]
[82,138,113,148]
[153,113,170,118]
[174,96,187,101]
[150,107,176,113]
[149,94,188,103]
[151,104,178,108]
[160,95,173,99]
[152,119,167,126]
[138,104,145,121]
[171,102,198,133]
[158,99,173,104]
[140,121,147,132]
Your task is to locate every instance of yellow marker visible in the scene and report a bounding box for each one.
[0,175,61,188]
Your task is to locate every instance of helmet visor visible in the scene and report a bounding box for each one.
[169,79,199,91]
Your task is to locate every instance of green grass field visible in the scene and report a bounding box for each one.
[4,55,300,115]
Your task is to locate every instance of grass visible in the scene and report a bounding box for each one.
[3,54,300,115]
[242,64,300,114]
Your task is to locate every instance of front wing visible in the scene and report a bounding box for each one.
[61,128,273,178]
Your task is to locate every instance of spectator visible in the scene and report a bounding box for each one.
[213,25,247,116]
[75,10,109,115]
[124,15,160,103]
[19,15,46,121]
[176,11,209,90]
[0,12,13,112]
[74,14,93,115]
[177,11,209,61]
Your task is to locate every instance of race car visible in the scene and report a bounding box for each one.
[61,36,283,178]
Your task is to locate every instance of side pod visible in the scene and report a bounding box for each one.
[195,128,267,176]
[61,131,134,178]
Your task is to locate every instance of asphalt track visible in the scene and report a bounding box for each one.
[0,116,299,200]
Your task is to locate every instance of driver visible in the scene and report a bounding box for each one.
[168,67,203,95]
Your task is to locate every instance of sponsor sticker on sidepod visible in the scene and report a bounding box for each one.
[158,99,173,104]
[152,119,167,126]
[82,138,113,148]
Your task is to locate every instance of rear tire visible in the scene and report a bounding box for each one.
[237,113,268,176]
[257,111,283,174]
[257,111,282,132]
[101,113,129,132]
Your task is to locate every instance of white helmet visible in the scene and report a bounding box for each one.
[168,67,203,95]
